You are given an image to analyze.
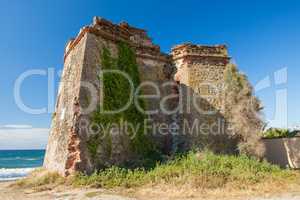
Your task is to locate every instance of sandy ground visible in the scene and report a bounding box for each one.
[0,181,136,200]
[1,181,300,200]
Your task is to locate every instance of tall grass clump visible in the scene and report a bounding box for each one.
[12,168,64,191]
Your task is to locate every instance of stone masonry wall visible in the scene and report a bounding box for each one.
[44,33,88,176]
[172,44,232,152]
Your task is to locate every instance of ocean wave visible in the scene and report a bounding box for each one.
[0,157,21,161]
[0,157,42,161]
[0,168,35,181]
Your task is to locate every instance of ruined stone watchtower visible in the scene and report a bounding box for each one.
[44,17,232,176]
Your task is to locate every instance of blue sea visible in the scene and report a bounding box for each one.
[0,150,45,181]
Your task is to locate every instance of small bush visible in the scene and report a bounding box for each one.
[263,128,297,139]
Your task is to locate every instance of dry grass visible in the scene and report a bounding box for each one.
[128,180,300,200]
[11,168,65,192]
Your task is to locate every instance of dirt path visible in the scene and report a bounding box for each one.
[1,181,300,200]
[253,194,300,200]
[0,182,136,200]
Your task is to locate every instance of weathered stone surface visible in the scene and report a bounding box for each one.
[171,44,233,152]
[44,17,234,176]
[44,33,89,175]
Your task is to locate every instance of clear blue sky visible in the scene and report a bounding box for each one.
[0,0,299,149]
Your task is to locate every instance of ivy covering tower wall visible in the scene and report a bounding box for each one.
[87,42,159,169]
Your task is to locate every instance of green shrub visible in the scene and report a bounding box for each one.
[263,128,297,139]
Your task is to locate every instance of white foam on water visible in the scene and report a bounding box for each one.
[0,168,35,181]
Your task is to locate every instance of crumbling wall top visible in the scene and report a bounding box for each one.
[171,43,229,60]
[64,17,170,63]
[91,17,157,49]
[64,17,231,65]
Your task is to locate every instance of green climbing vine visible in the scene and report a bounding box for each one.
[87,41,159,167]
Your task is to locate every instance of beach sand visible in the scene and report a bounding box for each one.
[0,181,136,200]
